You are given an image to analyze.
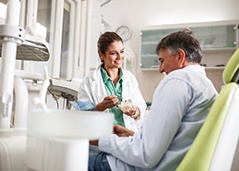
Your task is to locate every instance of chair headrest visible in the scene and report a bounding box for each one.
[223,48,239,84]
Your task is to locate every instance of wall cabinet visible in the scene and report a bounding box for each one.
[140,21,239,70]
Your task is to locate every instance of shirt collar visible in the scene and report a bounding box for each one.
[184,65,206,75]
[100,67,124,84]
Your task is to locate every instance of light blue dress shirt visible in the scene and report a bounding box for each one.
[99,65,218,171]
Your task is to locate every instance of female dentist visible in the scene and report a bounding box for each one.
[77,31,146,132]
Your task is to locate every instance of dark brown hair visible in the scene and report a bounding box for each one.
[97,31,123,55]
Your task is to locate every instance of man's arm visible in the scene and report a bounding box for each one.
[98,78,188,168]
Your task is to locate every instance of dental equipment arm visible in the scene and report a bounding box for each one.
[0,0,23,130]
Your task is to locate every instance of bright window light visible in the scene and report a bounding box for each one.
[0,2,6,23]
[36,22,47,39]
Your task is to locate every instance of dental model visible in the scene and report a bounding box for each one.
[118,99,134,112]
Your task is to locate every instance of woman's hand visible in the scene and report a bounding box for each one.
[96,95,120,111]
[123,106,140,119]
[120,105,140,119]
[113,124,135,137]
[118,99,140,119]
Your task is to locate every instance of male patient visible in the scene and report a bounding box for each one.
[88,29,218,171]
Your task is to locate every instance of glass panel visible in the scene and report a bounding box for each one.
[192,25,236,49]
[33,0,52,74]
[140,24,236,69]
[60,3,70,78]
[37,0,51,42]
[141,28,182,69]
[0,1,6,24]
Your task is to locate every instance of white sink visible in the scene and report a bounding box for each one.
[27,109,114,140]
[25,109,114,171]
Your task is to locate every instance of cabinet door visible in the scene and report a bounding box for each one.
[140,28,178,69]
[140,24,238,70]
[191,25,236,50]
[192,24,237,68]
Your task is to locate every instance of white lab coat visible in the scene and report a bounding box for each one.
[78,66,147,132]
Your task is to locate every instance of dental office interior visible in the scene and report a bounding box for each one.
[0,0,239,170]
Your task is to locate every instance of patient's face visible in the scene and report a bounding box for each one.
[158,49,182,74]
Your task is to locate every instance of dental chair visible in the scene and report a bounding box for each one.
[176,48,239,171]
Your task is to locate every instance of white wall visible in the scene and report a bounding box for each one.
[100,0,239,27]
[100,0,239,65]
[99,0,239,102]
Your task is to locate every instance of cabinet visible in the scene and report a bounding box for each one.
[140,22,239,70]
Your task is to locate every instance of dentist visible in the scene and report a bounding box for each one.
[77,31,146,132]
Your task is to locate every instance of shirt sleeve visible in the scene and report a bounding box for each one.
[78,79,90,100]
[99,77,191,169]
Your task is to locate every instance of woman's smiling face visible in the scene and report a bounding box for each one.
[100,41,125,70]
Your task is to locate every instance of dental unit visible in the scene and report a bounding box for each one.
[0,1,113,171]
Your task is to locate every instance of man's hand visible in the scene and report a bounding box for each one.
[90,140,99,146]
[89,125,135,146]
[113,124,135,137]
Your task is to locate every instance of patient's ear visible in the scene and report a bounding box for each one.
[177,49,186,67]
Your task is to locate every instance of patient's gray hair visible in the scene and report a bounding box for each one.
[155,29,202,63]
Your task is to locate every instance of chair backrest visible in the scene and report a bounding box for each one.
[176,48,239,171]
[223,48,239,84]
[176,83,239,171]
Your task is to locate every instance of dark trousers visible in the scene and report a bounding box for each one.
[88,145,111,171]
